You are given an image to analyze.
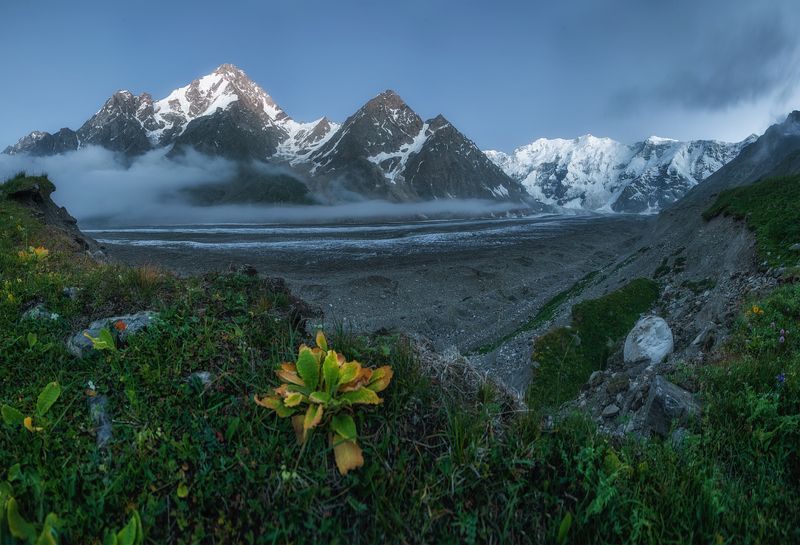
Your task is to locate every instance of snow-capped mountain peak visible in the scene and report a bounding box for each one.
[487,134,755,212]
[148,63,292,146]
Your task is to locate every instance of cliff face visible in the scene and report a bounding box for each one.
[2,175,105,258]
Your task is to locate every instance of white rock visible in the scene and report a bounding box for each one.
[624,316,674,365]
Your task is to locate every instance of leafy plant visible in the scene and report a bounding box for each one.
[16,246,49,263]
[254,331,393,475]
[83,328,117,352]
[102,511,144,545]
[0,494,61,544]
[1,382,61,433]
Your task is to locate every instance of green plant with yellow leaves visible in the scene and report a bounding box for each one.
[16,246,49,263]
[254,331,393,475]
[1,382,61,433]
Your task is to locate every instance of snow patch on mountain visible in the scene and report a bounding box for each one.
[367,123,430,184]
[486,134,756,213]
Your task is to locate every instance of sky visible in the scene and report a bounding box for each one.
[1,0,799,152]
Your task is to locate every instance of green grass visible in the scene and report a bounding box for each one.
[1,175,800,544]
[703,175,800,266]
[474,270,599,355]
[527,278,660,412]
[0,172,55,199]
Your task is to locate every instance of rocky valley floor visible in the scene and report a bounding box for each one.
[95,214,650,394]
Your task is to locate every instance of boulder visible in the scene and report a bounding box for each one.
[624,316,674,366]
[640,375,700,437]
[789,243,800,252]
[602,404,620,418]
[22,304,60,321]
[67,311,158,358]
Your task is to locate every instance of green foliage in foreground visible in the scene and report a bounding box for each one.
[1,176,799,544]
[703,175,800,266]
[0,172,55,199]
[527,278,660,412]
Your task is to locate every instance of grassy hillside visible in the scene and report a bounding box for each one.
[0,175,798,544]
[703,174,800,267]
[527,278,660,411]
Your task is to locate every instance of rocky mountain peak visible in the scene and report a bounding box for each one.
[780,111,800,135]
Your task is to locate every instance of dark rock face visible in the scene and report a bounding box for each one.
[76,91,156,156]
[310,90,425,197]
[182,165,311,205]
[405,115,526,201]
[4,129,78,156]
[168,103,286,161]
[640,375,700,437]
[310,92,523,201]
[715,110,800,185]
[3,176,104,256]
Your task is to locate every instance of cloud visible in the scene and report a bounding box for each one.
[612,11,800,113]
[0,147,520,225]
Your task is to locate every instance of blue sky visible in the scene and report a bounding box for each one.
[1,0,798,151]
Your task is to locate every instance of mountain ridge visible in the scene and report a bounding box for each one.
[3,65,526,204]
[0,63,766,209]
[486,133,756,213]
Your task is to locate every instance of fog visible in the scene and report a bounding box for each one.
[0,147,525,226]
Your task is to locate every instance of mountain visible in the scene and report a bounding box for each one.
[309,91,524,200]
[4,64,524,203]
[4,64,339,162]
[486,134,755,213]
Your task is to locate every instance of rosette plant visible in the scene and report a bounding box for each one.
[255,331,393,475]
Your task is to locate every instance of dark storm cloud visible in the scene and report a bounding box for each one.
[615,11,800,112]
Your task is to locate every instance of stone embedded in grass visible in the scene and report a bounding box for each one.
[640,375,700,437]
[623,315,674,366]
[67,311,158,358]
[22,303,60,321]
[62,287,82,300]
[87,395,112,448]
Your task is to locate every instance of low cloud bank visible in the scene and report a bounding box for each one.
[0,147,522,225]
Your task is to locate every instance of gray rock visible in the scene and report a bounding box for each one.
[602,404,620,418]
[62,287,82,300]
[588,370,604,387]
[67,311,158,358]
[187,371,213,386]
[22,304,59,321]
[691,324,717,352]
[606,373,630,395]
[789,243,800,252]
[87,395,112,448]
[641,375,700,437]
[624,316,674,366]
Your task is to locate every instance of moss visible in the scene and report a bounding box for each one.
[0,172,55,198]
[652,257,671,278]
[527,278,660,411]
